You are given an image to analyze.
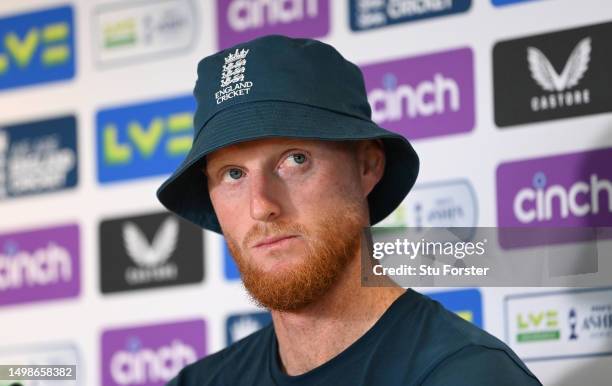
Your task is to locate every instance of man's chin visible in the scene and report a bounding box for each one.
[249,253,309,275]
[238,252,352,312]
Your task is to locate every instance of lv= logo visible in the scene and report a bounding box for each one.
[0,20,70,74]
[103,112,193,164]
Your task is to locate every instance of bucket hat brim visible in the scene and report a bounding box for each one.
[156,99,419,234]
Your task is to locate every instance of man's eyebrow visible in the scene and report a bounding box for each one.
[205,156,228,171]
[203,141,310,175]
[203,155,234,177]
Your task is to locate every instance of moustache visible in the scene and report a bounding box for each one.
[243,221,309,250]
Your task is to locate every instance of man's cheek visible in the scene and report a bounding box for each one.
[290,179,333,207]
[215,198,245,228]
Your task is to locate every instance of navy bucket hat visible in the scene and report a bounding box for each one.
[156,34,419,234]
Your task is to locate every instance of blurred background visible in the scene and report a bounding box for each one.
[1,0,611,385]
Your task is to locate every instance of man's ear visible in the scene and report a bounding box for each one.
[358,139,386,197]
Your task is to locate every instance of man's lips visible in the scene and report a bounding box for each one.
[252,235,298,248]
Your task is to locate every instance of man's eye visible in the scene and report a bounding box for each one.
[226,168,243,180]
[288,153,306,165]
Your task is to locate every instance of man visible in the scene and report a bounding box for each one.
[157,35,542,385]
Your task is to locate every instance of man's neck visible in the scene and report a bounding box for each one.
[270,256,406,376]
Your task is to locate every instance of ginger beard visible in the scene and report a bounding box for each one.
[224,198,366,312]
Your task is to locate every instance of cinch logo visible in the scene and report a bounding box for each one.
[370,73,460,121]
[425,289,483,328]
[99,211,204,294]
[496,148,612,228]
[226,311,272,345]
[0,5,75,91]
[505,288,612,361]
[216,0,330,49]
[0,224,80,307]
[349,0,470,31]
[102,319,206,386]
[0,243,71,290]
[512,172,610,224]
[362,47,474,140]
[93,0,197,67]
[110,340,195,385]
[0,115,78,200]
[493,21,612,127]
[516,310,560,343]
[96,95,195,183]
[379,179,477,229]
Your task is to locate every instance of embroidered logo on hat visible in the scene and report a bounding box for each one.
[215,48,254,105]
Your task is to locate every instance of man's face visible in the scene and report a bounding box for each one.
[205,138,383,311]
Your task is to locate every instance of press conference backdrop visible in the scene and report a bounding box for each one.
[0,1,611,385]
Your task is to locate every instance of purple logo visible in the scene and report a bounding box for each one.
[216,0,330,49]
[0,224,80,307]
[361,47,475,140]
[497,147,612,227]
[101,319,206,386]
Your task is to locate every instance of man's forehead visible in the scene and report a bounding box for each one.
[205,137,348,166]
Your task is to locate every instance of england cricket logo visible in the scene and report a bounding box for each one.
[215,48,254,105]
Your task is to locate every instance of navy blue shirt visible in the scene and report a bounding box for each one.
[167,289,542,385]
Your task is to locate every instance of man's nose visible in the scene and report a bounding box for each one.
[248,170,282,223]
